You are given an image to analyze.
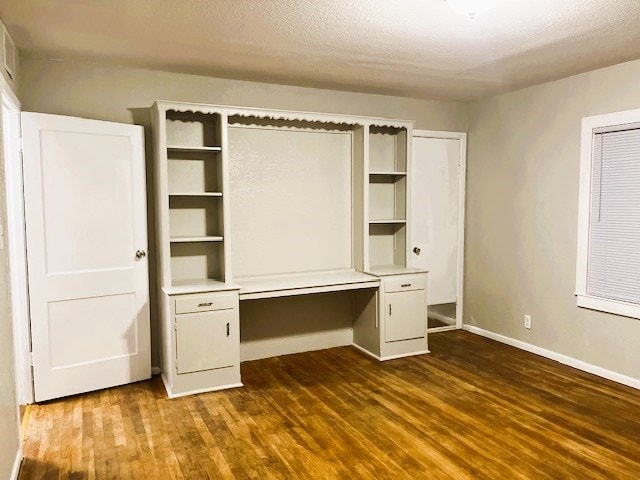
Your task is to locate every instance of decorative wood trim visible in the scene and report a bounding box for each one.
[153,100,414,129]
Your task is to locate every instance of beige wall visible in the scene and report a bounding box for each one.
[19,57,466,130]
[20,53,640,388]
[466,59,640,380]
[0,83,20,478]
[19,56,467,368]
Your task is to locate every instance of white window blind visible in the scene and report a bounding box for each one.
[586,128,640,304]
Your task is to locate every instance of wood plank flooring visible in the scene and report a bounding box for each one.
[19,331,640,479]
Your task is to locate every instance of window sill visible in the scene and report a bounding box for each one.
[576,294,640,320]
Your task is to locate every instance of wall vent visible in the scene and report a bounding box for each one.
[2,21,16,81]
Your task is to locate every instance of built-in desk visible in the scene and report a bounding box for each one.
[237,270,380,300]
[152,101,428,398]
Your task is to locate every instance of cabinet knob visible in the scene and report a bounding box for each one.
[413,247,421,255]
[135,249,147,259]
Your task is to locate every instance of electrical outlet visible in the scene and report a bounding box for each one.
[524,314,532,329]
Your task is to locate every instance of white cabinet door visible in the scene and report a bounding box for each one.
[22,112,150,401]
[411,136,460,305]
[175,310,236,374]
[385,290,426,342]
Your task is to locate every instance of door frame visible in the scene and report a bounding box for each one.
[412,129,467,331]
[0,77,32,405]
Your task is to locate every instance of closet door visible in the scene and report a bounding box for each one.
[22,112,150,401]
[411,135,462,306]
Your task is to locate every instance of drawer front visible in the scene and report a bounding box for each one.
[384,274,427,293]
[175,293,237,314]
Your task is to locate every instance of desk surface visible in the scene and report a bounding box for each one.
[237,270,379,300]
[163,268,428,297]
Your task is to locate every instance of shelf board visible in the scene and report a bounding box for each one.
[369,220,407,224]
[167,145,222,153]
[168,192,223,197]
[170,236,223,243]
[369,171,407,176]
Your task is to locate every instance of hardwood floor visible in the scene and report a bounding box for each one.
[19,331,640,479]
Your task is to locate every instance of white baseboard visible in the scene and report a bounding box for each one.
[351,343,430,361]
[10,449,22,480]
[351,342,381,360]
[463,325,640,390]
[240,328,353,362]
[151,366,161,375]
[428,325,457,333]
[428,311,456,325]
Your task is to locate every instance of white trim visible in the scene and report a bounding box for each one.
[1,87,32,406]
[351,343,430,361]
[151,366,161,375]
[10,449,22,480]
[576,108,640,317]
[412,129,467,330]
[380,349,429,361]
[576,294,640,320]
[427,310,456,326]
[161,373,243,399]
[463,325,640,390]
[428,325,457,334]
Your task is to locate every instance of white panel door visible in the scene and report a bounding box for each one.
[411,137,460,305]
[22,112,150,402]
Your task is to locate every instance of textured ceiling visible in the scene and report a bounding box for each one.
[2,0,640,102]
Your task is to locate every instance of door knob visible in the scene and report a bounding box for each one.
[413,247,421,255]
[135,249,147,259]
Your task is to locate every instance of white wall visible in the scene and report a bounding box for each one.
[465,58,640,381]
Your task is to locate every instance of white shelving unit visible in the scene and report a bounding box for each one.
[153,103,240,398]
[153,101,428,396]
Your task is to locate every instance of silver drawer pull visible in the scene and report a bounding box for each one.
[198,302,213,307]
[401,283,412,288]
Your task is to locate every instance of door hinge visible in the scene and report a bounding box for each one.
[389,304,392,316]
[30,351,34,366]
[19,137,24,153]
[174,321,177,331]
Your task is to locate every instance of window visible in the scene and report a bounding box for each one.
[576,109,640,319]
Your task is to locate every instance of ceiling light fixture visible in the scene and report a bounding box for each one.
[447,0,497,18]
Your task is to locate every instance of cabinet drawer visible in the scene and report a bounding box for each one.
[384,274,426,293]
[175,293,236,314]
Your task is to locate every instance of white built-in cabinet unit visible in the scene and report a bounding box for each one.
[153,101,428,397]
